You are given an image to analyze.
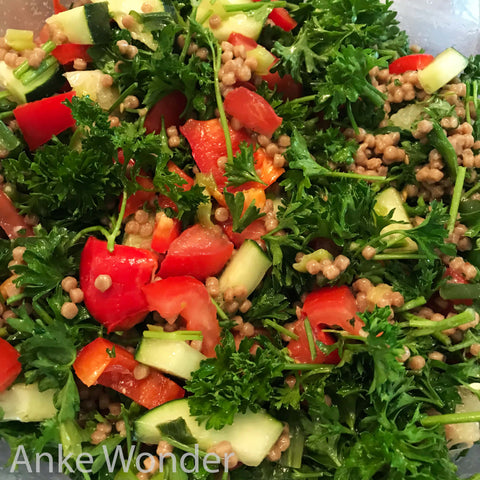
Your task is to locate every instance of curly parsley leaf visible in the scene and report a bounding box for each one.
[224,190,265,233]
[225,143,265,188]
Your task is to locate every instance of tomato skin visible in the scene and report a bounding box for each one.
[227,33,258,51]
[261,72,302,100]
[388,54,435,74]
[53,0,67,13]
[0,338,22,392]
[143,276,221,357]
[268,8,297,32]
[80,237,158,332]
[167,161,194,191]
[180,118,251,189]
[74,338,184,409]
[124,176,156,218]
[287,320,340,364]
[144,91,188,134]
[302,286,363,335]
[52,44,92,64]
[222,218,267,248]
[151,214,181,254]
[14,91,77,151]
[0,190,34,239]
[159,224,234,281]
[224,87,282,138]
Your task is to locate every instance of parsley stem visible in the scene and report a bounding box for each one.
[161,435,208,457]
[304,318,317,361]
[463,181,480,199]
[263,319,299,340]
[395,296,426,312]
[143,330,204,341]
[211,297,230,322]
[180,4,199,63]
[373,253,427,260]
[288,95,316,105]
[322,171,386,182]
[447,166,466,234]
[346,102,359,135]
[72,225,111,245]
[108,82,139,114]
[403,308,476,336]
[421,411,480,427]
[282,364,333,372]
[107,188,128,252]
[427,121,458,180]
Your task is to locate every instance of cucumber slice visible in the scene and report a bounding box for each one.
[135,338,206,380]
[46,3,111,45]
[218,239,272,297]
[135,399,283,467]
[0,383,57,422]
[418,47,468,94]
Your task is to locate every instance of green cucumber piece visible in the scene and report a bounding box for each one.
[418,47,468,94]
[135,399,283,467]
[135,338,206,380]
[218,239,272,297]
[46,3,111,45]
[0,383,57,422]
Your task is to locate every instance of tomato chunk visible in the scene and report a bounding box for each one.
[301,286,363,335]
[14,91,76,151]
[74,338,184,409]
[227,32,258,51]
[151,213,181,254]
[388,54,434,74]
[143,276,221,357]
[224,87,282,138]
[0,338,22,392]
[261,72,302,100]
[0,190,34,239]
[268,8,297,32]
[144,91,188,134]
[159,224,234,281]
[80,237,158,332]
[287,319,340,364]
[222,218,267,248]
[52,44,92,64]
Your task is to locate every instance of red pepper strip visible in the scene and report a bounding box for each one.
[53,0,67,14]
[268,7,297,32]
[52,44,92,65]
[0,338,22,392]
[388,54,435,74]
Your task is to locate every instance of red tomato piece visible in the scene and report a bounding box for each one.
[227,32,258,51]
[14,91,76,151]
[123,176,156,218]
[151,213,181,254]
[0,338,22,392]
[74,338,184,409]
[268,7,297,32]
[159,224,234,281]
[53,0,67,13]
[52,44,92,65]
[144,91,188,134]
[224,87,282,138]
[0,190,34,239]
[302,286,364,336]
[143,276,221,357]
[388,54,435,74]
[222,218,267,248]
[287,319,339,364]
[180,118,251,189]
[167,161,194,191]
[261,72,302,100]
[80,237,158,332]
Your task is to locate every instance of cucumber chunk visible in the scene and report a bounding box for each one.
[46,3,111,45]
[418,47,468,94]
[0,383,57,422]
[135,399,283,467]
[135,338,206,380]
[218,239,272,297]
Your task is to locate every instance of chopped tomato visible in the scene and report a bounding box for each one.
[167,161,194,191]
[227,32,258,51]
[301,286,364,336]
[159,224,234,281]
[287,319,340,364]
[444,267,473,306]
[222,218,267,248]
[151,213,181,254]
[261,72,302,100]
[143,276,221,357]
[123,176,156,218]
[0,338,22,392]
[0,191,34,239]
[180,118,251,189]
[224,87,282,138]
[144,91,188,134]
[14,91,76,151]
[53,0,67,13]
[52,44,92,65]
[73,338,184,409]
[388,54,435,74]
[268,8,297,32]
[80,237,158,332]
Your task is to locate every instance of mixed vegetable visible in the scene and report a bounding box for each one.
[1,0,480,479]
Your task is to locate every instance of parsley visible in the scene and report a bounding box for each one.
[224,190,265,233]
[225,143,265,188]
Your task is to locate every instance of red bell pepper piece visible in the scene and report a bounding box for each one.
[301,286,364,336]
[158,224,234,281]
[388,54,435,74]
[227,33,258,51]
[224,87,282,138]
[167,161,195,191]
[124,176,156,218]
[0,190,34,239]
[52,44,92,65]
[79,237,158,332]
[0,338,22,392]
[74,338,184,409]
[268,8,297,32]
[151,213,181,254]
[287,319,340,364]
[180,118,251,189]
[14,91,76,151]
[53,0,67,14]
[144,91,188,134]
[143,276,221,357]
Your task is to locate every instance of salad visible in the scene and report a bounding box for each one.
[1,0,480,478]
